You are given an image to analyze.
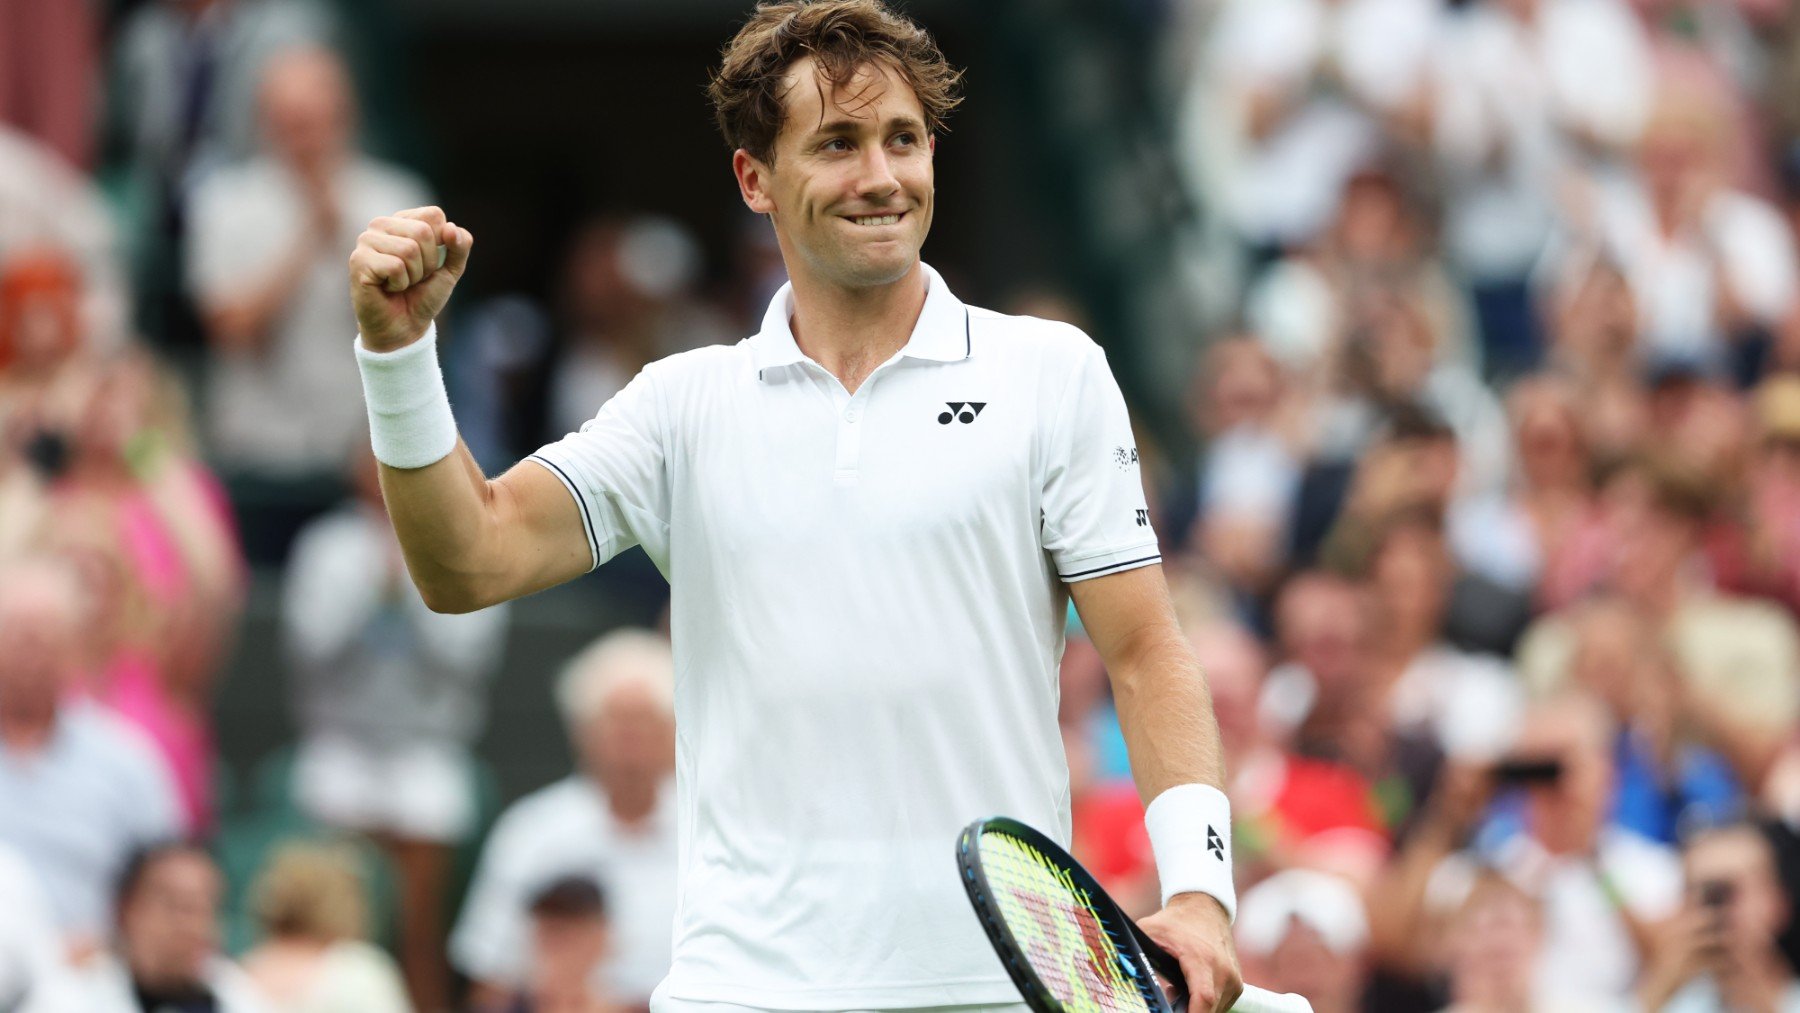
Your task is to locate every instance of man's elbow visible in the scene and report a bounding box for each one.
[416,575,492,615]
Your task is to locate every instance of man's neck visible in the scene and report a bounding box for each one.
[787,263,928,393]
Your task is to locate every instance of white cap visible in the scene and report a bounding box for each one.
[1236,869,1369,958]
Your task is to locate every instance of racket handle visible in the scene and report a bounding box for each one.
[1232,985,1314,1013]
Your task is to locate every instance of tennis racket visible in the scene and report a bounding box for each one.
[957,816,1311,1013]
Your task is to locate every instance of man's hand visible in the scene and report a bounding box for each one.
[348,205,473,352]
[1138,892,1243,1012]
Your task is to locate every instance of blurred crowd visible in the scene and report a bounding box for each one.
[4,0,1800,1011]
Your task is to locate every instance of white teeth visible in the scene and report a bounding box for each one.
[852,214,900,226]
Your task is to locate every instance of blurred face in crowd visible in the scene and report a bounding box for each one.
[1602,470,1699,607]
[1332,172,1410,267]
[1511,697,1614,854]
[1197,337,1283,436]
[1445,874,1542,1007]
[1567,599,1653,718]
[1274,575,1366,686]
[259,47,355,172]
[531,911,609,992]
[1189,625,1267,761]
[1258,920,1365,1011]
[1638,94,1722,219]
[1509,378,1588,493]
[736,56,934,293]
[1552,260,1638,373]
[0,560,84,723]
[1683,826,1788,955]
[121,848,223,991]
[0,251,82,375]
[578,674,675,801]
[1369,518,1450,643]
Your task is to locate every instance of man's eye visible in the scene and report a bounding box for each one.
[893,133,917,147]
[823,138,851,152]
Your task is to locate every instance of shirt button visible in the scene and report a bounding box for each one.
[845,408,860,423]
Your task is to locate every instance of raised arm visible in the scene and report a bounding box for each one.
[349,206,591,613]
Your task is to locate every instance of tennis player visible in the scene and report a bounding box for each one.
[347,2,1242,1009]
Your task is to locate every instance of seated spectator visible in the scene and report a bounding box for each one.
[1188,336,1302,610]
[1517,457,1800,788]
[0,127,131,351]
[1639,822,1800,1010]
[452,630,677,1010]
[281,447,508,1013]
[1594,85,1798,382]
[1235,868,1371,1013]
[1372,693,1682,1003]
[0,556,181,947]
[472,877,619,1013]
[239,842,411,1013]
[40,351,245,835]
[185,44,429,559]
[1713,373,1800,618]
[70,842,270,1012]
[1436,870,1543,1013]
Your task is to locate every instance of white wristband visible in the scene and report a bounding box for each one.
[1144,783,1236,921]
[355,323,458,469]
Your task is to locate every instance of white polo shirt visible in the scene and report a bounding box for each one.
[528,263,1159,1009]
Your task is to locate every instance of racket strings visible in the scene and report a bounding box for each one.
[979,832,1152,1013]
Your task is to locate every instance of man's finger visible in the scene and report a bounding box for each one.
[441,224,474,276]
[349,249,411,294]
[373,216,440,283]
[362,232,427,291]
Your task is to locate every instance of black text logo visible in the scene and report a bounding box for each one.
[1113,446,1140,470]
[938,402,987,425]
[1135,509,1150,527]
[1206,825,1225,860]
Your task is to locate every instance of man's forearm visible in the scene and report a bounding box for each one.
[1109,623,1227,803]
[378,440,502,613]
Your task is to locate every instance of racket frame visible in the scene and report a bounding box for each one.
[957,816,1188,1013]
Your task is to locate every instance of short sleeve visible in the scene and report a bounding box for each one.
[528,365,671,572]
[1040,342,1161,582]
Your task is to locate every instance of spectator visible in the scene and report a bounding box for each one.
[1431,0,1653,375]
[1640,822,1800,1010]
[0,556,181,947]
[105,0,338,349]
[71,842,270,1012]
[1372,692,1682,1003]
[240,842,411,1013]
[471,877,619,1013]
[452,629,678,1011]
[1592,85,1798,381]
[40,351,245,835]
[280,446,508,1013]
[1436,869,1544,1013]
[1517,456,1800,787]
[0,128,131,350]
[185,44,428,560]
[1235,868,1371,1013]
[548,216,732,441]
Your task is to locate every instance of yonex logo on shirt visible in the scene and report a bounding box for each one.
[938,402,987,424]
[1135,509,1150,527]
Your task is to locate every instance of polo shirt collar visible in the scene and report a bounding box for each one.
[751,262,970,378]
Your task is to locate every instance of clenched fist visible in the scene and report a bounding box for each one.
[348,205,473,352]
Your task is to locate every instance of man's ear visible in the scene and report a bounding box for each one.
[734,149,777,214]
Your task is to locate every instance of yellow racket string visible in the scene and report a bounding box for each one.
[980,831,1151,1013]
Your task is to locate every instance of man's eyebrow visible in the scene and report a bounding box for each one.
[806,115,927,138]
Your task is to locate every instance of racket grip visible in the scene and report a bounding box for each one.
[1231,985,1313,1013]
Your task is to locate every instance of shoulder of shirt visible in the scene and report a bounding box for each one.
[344,156,432,202]
[964,306,1102,366]
[63,700,165,769]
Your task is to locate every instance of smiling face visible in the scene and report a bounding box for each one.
[733,56,934,293]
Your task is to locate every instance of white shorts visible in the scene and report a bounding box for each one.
[293,734,475,842]
[649,988,1027,1013]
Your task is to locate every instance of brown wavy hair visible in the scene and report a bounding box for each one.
[707,0,963,165]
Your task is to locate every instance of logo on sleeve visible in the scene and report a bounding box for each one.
[1134,509,1150,527]
[1206,825,1225,860]
[938,402,987,425]
[1113,446,1139,470]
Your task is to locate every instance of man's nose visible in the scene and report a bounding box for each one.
[856,147,901,198]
